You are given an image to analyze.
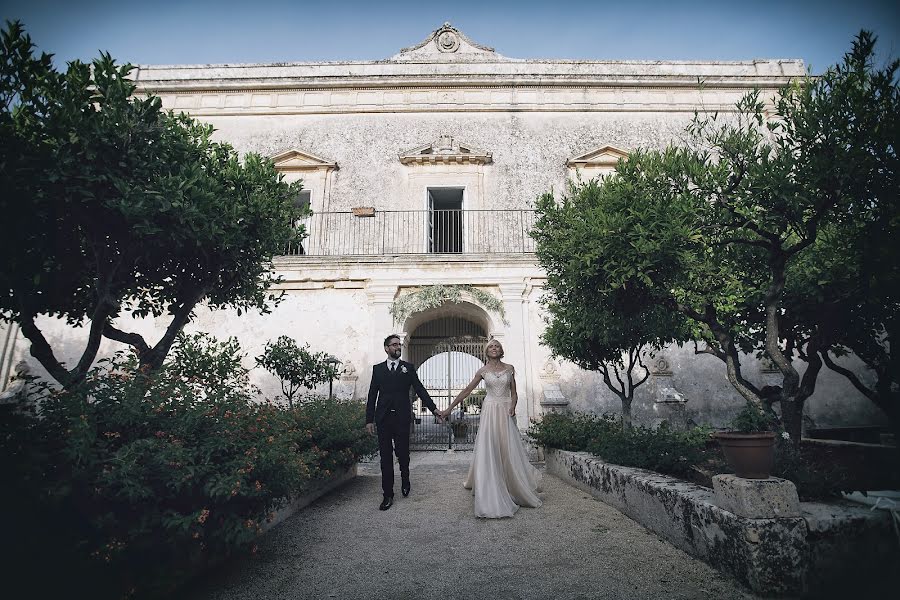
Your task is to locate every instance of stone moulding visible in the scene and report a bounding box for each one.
[399,135,492,165]
[545,449,897,597]
[270,148,337,172]
[566,145,629,169]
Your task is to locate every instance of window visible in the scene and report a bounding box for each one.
[293,190,312,254]
[427,187,463,253]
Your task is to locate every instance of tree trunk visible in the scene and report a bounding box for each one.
[621,398,633,431]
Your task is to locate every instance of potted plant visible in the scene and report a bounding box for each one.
[713,402,778,479]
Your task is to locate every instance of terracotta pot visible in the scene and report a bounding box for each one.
[714,431,777,479]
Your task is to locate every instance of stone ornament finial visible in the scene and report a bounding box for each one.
[393,23,500,61]
[341,361,358,380]
[436,25,460,53]
[649,354,673,376]
[0,360,31,403]
[539,358,560,381]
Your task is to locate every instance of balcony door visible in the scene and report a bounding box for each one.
[427,187,463,253]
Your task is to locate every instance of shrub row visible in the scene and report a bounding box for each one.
[1,342,376,599]
[527,412,709,477]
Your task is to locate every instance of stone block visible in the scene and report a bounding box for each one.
[540,383,569,413]
[713,474,801,518]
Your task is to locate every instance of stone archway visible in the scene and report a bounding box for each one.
[404,303,491,450]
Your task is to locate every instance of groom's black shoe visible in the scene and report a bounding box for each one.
[379,495,393,511]
[401,481,411,497]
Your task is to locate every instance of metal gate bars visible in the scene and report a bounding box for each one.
[409,336,487,451]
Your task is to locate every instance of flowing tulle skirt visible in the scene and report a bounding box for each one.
[463,397,542,518]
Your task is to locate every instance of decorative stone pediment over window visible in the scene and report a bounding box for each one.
[392,22,507,61]
[566,145,629,171]
[399,136,492,166]
[270,148,338,216]
[270,148,337,173]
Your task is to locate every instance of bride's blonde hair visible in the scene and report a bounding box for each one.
[483,339,504,359]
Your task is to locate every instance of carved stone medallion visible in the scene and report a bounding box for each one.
[436,27,460,53]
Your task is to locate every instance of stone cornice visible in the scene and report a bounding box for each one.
[132,60,804,94]
[135,74,801,94]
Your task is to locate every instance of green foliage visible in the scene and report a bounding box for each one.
[0,21,304,387]
[532,31,900,444]
[727,402,779,433]
[389,284,506,325]
[170,332,249,390]
[528,412,710,477]
[0,334,374,599]
[255,336,341,408]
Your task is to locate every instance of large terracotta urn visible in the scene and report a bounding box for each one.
[713,432,777,479]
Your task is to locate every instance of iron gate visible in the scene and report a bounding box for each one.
[409,336,487,450]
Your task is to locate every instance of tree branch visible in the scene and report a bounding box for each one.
[104,324,151,356]
[72,298,116,378]
[17,312,71,386]
[140,285,209,372]
[821,351,876,402]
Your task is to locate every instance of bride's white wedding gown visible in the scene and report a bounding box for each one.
[463,368,542,518]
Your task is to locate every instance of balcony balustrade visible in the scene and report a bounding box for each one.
[283,209,537,256]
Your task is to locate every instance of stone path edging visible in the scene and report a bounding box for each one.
[546,448,897,597]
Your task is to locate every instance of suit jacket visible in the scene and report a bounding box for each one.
[366,360,437,425]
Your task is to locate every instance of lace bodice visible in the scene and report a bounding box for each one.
[482,368,513,400]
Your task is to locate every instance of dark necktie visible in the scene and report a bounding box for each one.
[390,362,395,372]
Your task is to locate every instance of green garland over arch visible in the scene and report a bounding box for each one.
[390,284,507,326]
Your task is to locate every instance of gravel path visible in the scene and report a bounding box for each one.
[186,452,763,600]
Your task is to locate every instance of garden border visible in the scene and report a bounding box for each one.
[263,464,358,533]
[545,449,896,597]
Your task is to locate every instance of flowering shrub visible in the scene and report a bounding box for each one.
[1,335,375,599]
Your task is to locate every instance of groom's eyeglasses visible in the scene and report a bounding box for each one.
[387,343,402,347]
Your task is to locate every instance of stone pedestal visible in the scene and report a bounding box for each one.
[654,386,688,430]
[539,382,569,414]
[713,474,801,519]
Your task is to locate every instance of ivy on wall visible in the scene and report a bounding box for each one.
[389,284,507,326]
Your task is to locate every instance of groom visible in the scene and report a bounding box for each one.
[366,334,442,511]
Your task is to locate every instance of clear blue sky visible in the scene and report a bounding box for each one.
[2,0,898,74]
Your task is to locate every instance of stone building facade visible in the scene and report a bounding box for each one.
[0,24,885,432]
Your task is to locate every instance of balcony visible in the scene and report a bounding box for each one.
[284,209,537,256]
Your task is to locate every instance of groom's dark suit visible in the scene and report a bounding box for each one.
[366,360,437,498]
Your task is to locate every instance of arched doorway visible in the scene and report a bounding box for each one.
[407,315,488,450]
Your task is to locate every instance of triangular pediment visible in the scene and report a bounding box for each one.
[271,148,337,172]
[566,145,630,168]
[392,22,509,62]
[399,135,492,165]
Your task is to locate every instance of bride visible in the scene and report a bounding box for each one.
[440,339,542,518]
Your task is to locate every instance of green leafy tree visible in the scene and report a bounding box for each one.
[0,21,305,388]
[534,32,898,445]
[255,335,341,408]
[534,178,693,428]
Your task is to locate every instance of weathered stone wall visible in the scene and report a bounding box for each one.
[202,111,691,212]
[546,449,898,596]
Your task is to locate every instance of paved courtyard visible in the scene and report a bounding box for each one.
[186,452,765,600]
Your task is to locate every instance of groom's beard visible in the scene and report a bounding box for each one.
[388,348,402,359]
